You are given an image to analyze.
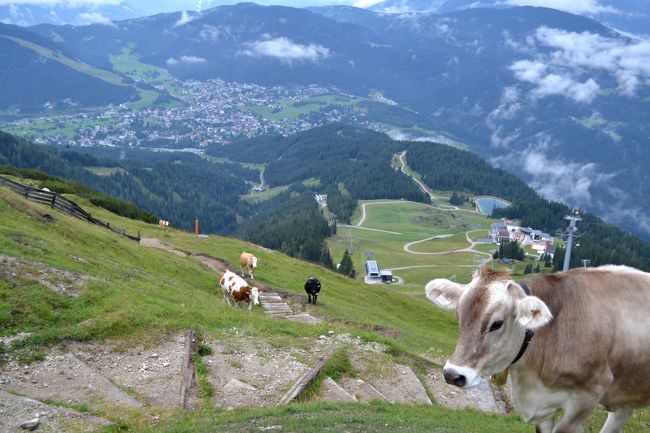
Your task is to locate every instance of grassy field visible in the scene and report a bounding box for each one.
[2,35,128,87]
[84,166,128,176]
[328,200,497,288]
[240,184,289,203]
[109,45,173,86]
[2,179,648,433]
[249,94,362,120]
[1,117,121,140]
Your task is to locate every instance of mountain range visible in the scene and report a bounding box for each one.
[1,2,650,239]
[366,0,650,35]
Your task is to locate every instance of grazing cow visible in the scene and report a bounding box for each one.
[304,276,321,304]
[240,252,259,279]
[425,266,650,433]
[219,269,260,310]
[158,220,169,227]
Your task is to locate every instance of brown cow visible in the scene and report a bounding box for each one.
[240,252,259,279]
[219,270,260,310]
[426,266,650,433]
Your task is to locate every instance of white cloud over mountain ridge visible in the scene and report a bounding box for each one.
[238,37,330,64]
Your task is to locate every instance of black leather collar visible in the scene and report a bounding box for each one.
[510,281,535,366]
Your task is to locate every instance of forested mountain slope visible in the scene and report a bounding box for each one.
[0,132,251,233]
[0,23,136,112]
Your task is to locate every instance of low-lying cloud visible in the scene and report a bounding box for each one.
[238,37,330,64]
[78,11,114,26]
[174,10,194,27]
[166,55,207,66]
[491,133,614,208]
[508,26,650,102]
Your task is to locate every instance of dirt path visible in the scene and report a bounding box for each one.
[338,223,401,235]
[403,234,454,254]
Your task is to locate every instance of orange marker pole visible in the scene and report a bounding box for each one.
[195,217,199,237]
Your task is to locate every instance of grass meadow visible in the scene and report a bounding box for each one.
[1,183,648,432]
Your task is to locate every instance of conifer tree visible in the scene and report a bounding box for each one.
[338,249,356,278]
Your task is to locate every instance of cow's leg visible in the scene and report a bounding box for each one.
[599,408,633,433]
[552,398,599,433]
[535,418,554,433]
[307,294,312,303]
[240,266,245,277]
[313,294,317,305]
[249,268,254,280]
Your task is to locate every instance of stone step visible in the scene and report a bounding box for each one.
[265,310,294,316]
[283,313,322,324]
[320,377,357,403]
[262,302,291,307]
[339,378,389,403]
[263,304,292,310]
[259,296,283,302]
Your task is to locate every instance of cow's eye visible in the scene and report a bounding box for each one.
[489,320,504,332]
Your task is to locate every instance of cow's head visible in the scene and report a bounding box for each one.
[252,256,258,268]
[425,268,552,389]
[250,287,260,305]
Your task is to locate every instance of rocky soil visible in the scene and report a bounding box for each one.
[0,237,507,431]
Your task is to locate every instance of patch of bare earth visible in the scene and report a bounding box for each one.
[0,390,110,433]
[70,333,187,407]
[0,253,90,297]
[199,336,312,408]
[0,350,142,411]
[423,367,505,414]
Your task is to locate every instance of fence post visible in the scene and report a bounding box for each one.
[51,194,56,208]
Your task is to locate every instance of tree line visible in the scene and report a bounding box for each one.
[405,141,650,271]
[208,124,427,223]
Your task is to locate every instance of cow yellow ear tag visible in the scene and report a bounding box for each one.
[436,294,451,307]
[491,369,509,386]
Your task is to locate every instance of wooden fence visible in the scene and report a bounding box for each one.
[0,175,140,241]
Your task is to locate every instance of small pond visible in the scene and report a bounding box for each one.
[474,196,511,215]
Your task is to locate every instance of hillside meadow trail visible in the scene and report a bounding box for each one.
[139,237,320,324]
[134,240,504,413]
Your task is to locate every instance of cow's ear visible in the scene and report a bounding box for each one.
[516,296,553,330]
[425,279,466,309]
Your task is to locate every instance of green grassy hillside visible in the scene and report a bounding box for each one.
[1,178,648,432]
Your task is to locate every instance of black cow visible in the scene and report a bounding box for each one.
[304,277,321,304]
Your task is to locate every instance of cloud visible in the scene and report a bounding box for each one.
[352,0,384,8]
[508,26,650,101]
[492,133,616,209]
[238,37,330,64]
[198,24,235,43]
[78,11,115,26]
[0,0,121,5]
[166,55,207,66]
[500,0,618,15]
[486,86,522,147]
[173,10,195,27]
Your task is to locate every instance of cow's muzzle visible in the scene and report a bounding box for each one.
[443,368,466,387]
[442,362,481,389]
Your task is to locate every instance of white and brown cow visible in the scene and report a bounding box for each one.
[426,266,650,433]
[219,269,260,310]
[240,252,259,279]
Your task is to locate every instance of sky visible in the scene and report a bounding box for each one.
[0,0,619,14]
